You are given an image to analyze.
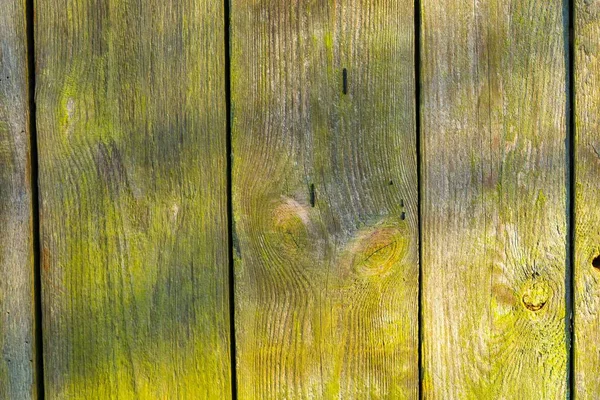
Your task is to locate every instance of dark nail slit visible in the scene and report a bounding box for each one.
[343,68,348,94]
[401,212,406,220]
[400,199,404,207]
[593,255,600,269]
[310,184,315,207]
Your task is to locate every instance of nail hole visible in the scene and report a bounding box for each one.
[400,212,406,220]
[309,184,315,207]
[593,255,600,269]
[342,68,348,94]
[400,199,404,208]
[388,180,394,185]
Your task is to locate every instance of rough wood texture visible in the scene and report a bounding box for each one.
[421,0,568,397]
[0,0,36,398]
[232,1,418,398]
[574,0,600,396]
[35,0,231,398]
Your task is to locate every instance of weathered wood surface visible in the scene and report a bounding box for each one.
[574,0,600,396]
[232,1,419,398]
[421,0,568,397]
[35,0,231,398]
[0,0,36,398]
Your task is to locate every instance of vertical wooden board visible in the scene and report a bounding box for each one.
[421,0,568,398]
[35,0,230,398]
[0,0,36,398]
[232,0,418,398]
[575,0,600,396]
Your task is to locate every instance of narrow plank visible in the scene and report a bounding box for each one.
[574,0,600,396]
[35,0,231,398]
[232,0,419,398]
[421,0,568,397]
[0,0,36,398]
[421,0,567,399]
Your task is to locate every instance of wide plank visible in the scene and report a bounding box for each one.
[35,0,231,397]
[0,0,37,397]
[574,0,600,396]
[232,0,419,398]
[421,0,568,397]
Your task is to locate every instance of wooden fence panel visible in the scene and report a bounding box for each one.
[421,0,568,397]
[574,0,600,397]
[35,0,231,398]
[0,0,36,397]
[232,1,419,398]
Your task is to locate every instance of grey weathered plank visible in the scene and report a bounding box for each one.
[232,0,419,398]
[35,0,231,397]
[421,0,569,397]
[574,0,600,396]
[0,0,37,398]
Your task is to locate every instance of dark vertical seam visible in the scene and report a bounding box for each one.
[567,0,575,398]
[224,0,237,398]
[414,0,423,397]
[25,0,45,398]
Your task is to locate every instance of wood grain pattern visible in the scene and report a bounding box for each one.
[35,0,231,398]
[421,0,569,397]
[0,0,37,398]
[574,0,600,396]
[232,0,418,398]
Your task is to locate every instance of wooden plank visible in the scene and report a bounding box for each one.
[421,0,568,397]
[574,1,600,396]
[232,1,418,398]
[0,0,37,398]
[35,0,230,398]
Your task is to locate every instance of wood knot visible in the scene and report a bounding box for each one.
[271,197,311,249]
[522,280,550,312]
[273,198,310,229]
[344,222,408,278]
